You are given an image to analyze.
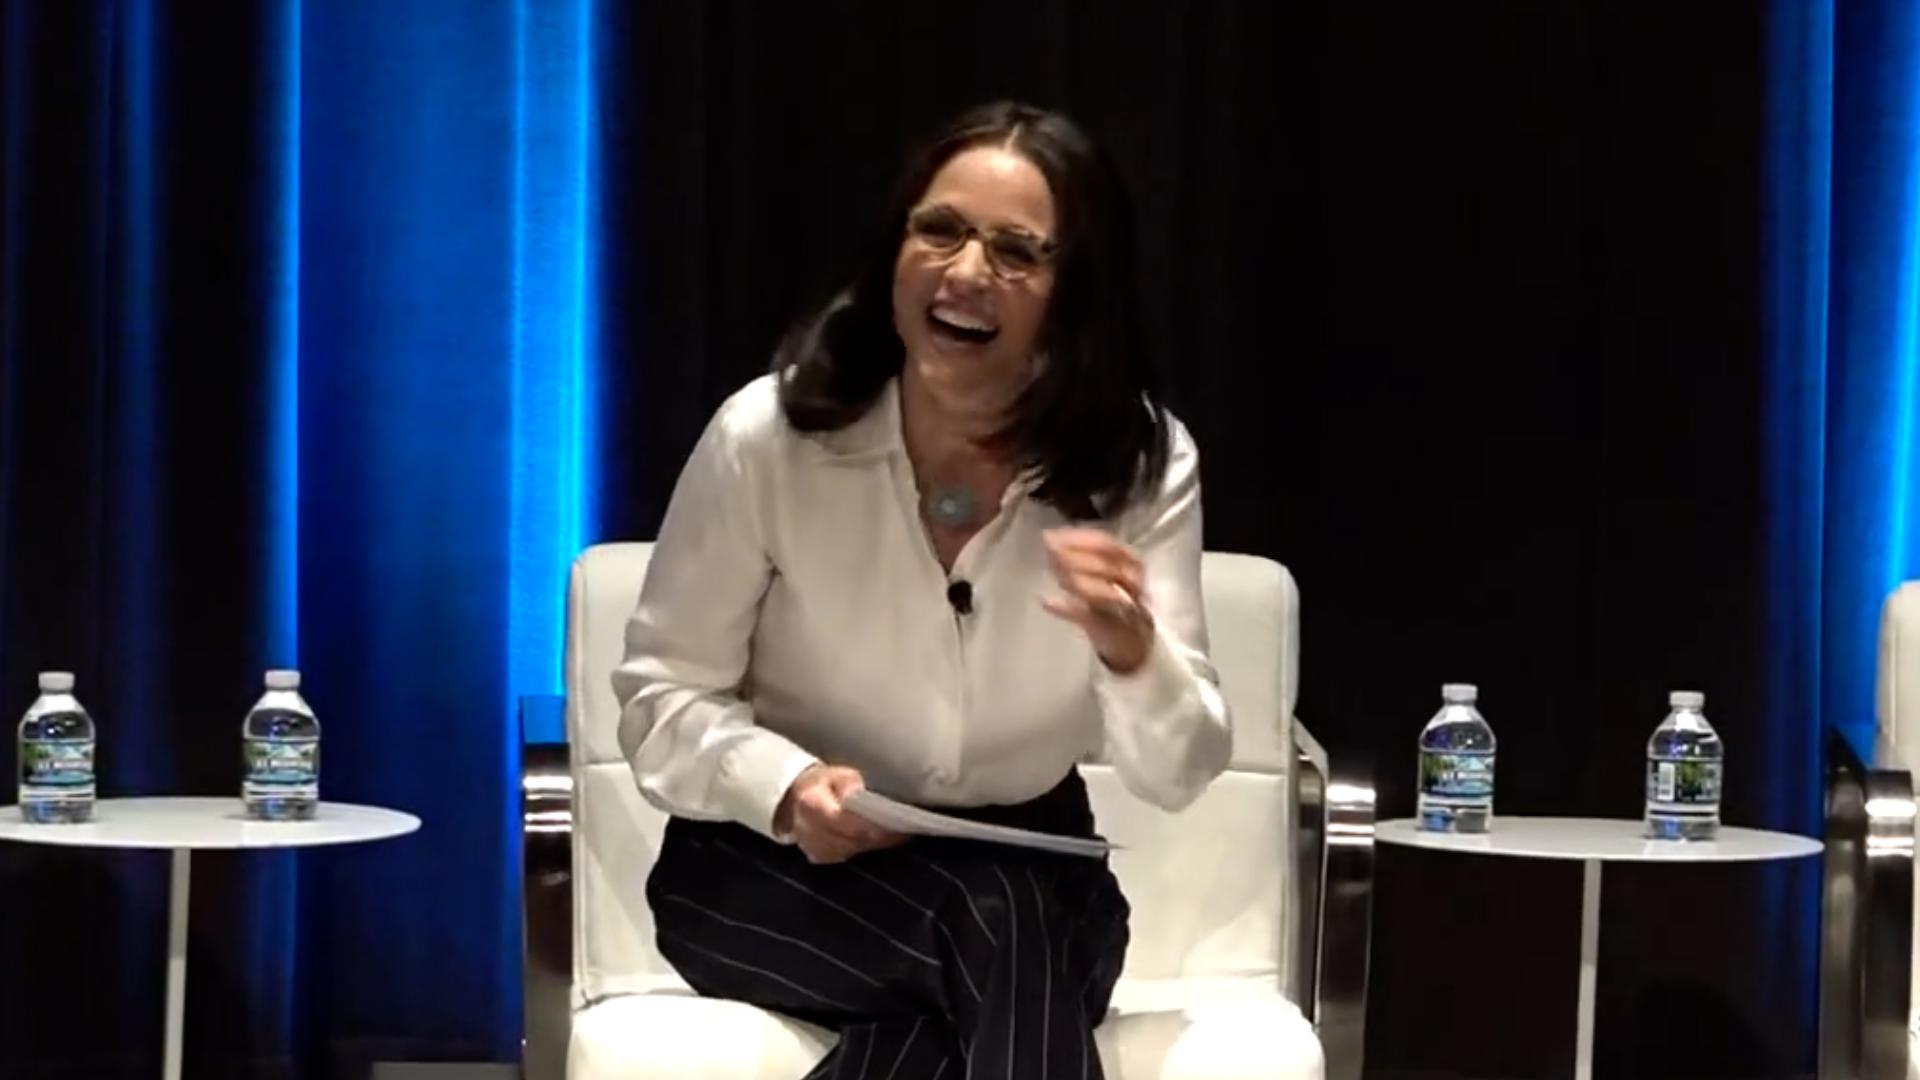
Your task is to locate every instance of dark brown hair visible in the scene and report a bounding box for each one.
[772,101,1169,521]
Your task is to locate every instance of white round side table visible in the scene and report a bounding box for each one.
[1376,816,1822,1080]
[0,797,421,1080]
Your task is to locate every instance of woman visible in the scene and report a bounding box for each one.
[614,101,1231,1080]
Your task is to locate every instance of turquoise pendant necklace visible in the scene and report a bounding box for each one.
[925,486,979,530]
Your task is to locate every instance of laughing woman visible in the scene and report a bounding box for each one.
[613,101,1231,1080]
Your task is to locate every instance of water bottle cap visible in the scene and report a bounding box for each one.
[1441,683,1478,703]
[264,669,302,691]
[1669,690,1705,709]
[37,671,74,693]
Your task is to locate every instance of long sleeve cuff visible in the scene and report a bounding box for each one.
[717,730,821,841]
[1091,623,1232,811]
[1092,623,1196,719]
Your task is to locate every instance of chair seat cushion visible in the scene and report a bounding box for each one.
[568,978,1323,1080]
[569,989,831,1080]
[1100,978,1323,1079]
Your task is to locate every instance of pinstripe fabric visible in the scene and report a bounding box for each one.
[647,770,1129,1080]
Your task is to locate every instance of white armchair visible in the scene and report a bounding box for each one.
[1863,582,1920,1080]
[522,543,1375,1080]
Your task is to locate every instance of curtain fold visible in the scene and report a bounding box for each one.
[0,1,595,1074]
[1763,0,1920,1055]
[1766,0,1920,759]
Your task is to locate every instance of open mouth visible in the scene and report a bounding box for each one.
[927,303,999,347]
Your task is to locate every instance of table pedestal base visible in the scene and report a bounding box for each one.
[1576,858,1600,1080]
[164,849,189,1080]
[1373,817,1823,1080]
[0,800,419,1080]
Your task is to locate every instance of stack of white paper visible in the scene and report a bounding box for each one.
[843,790,1114,859]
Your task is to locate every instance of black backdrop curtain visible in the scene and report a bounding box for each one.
[601,4,1801,1079]
[0,1,1818,1078]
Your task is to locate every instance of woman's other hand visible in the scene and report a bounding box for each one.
[774,763,905,864]
[1040,527,1155,674]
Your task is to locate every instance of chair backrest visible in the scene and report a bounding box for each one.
[1883,583,1920,760]
[1877,581,1920,1017]
[565,542,1300,1007]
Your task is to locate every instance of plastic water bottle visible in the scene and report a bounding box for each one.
[1417,683,1496,833]
[17,672,96,824]
[1645,690,1721,841]
[243,670,320,821]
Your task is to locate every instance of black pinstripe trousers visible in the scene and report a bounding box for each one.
[647,769,1130,1080]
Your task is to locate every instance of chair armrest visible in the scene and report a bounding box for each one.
[521,694,573,1080]
[1820,726,1915,1080]
[1292,716,1375,1080]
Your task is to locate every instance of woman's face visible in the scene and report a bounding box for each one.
[892,145,1058,407]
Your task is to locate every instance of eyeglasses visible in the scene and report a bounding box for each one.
[905,205,1058,282]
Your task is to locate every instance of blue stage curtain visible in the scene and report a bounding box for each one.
[1763,0,1920,1062]
[1766,0,1920,769]
[0,1,597,1074]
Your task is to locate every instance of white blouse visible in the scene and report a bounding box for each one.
[612,374,1232,840]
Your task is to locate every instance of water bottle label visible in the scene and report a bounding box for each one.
[1419,750,1495,805]
[245,738,319,788]
[21,739,94,786]
[20,739,95,805]
[1646,758,1720,812]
